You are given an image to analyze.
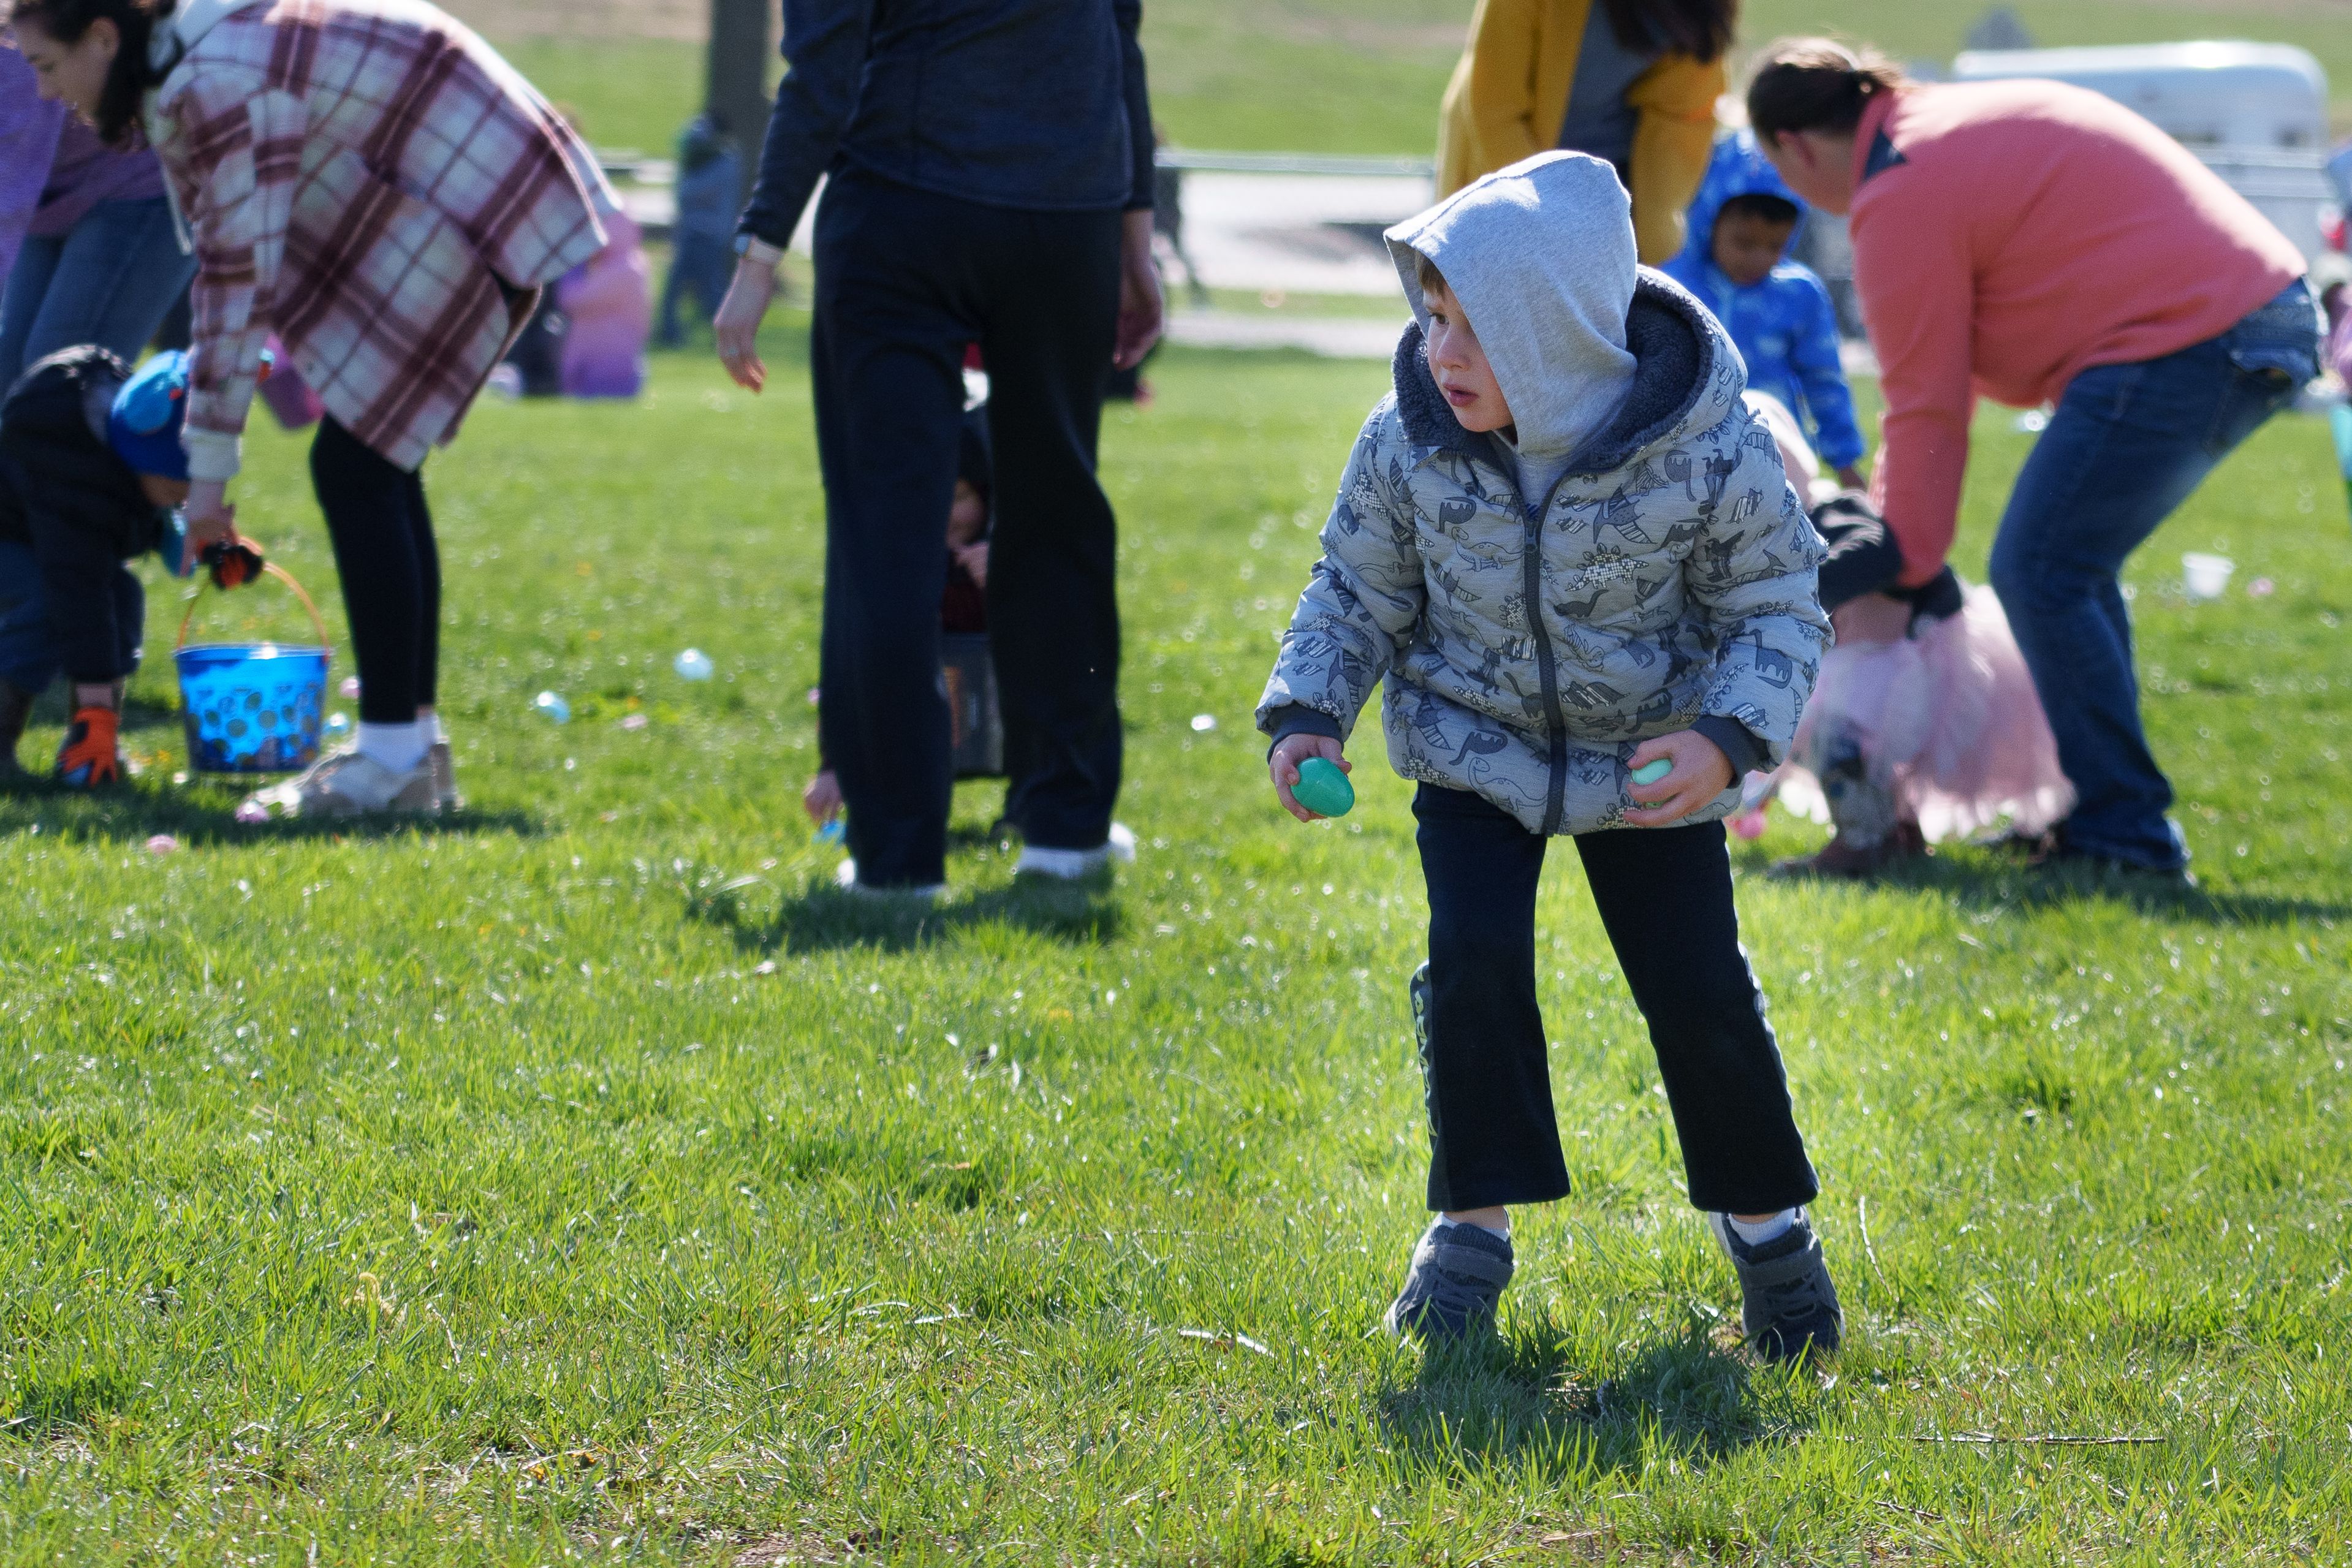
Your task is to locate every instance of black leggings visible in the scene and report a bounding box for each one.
[1414,784,1820,1216]
[311,417,438,725]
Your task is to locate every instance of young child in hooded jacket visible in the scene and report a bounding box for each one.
[1661,129,1867,492]
[0,347,191,784]
[1258,151,1843,1361]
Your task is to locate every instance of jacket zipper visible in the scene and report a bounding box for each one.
[1514,469,1577,836]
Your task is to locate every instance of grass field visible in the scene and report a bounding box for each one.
[3,328,2349,1562]
[455,0,2352,159]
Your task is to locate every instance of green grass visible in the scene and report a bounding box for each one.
[4,334,2351,1563]
[454,0,2352,161]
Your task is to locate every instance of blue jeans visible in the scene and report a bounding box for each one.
[0,194,195,387]
[656,230,733,346]
[1988,281,2321,869]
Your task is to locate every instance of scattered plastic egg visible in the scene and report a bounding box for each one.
[144,833,178,855]
[234,800,270,825]
[1189,713,1218,733]
[323,711,351,740]
[339,676,361,699]
[533,691,571,724]
[673,648,715,681]
[621,713,649,730]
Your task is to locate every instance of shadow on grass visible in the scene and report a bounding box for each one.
[692,871,1125,955]
[1734,841,2352,928]
[1378,1327,1807,1482]
[6,692,541,844]
[0,778,539,846]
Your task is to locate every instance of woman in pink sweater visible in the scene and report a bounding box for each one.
[1748,39,2319,879]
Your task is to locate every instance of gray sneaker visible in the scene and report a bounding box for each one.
[1709,1211,1843,1363]
[1383,1220,1514,1341]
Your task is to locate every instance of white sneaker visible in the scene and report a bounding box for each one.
[244,746,438,819]
[833,858,946,903]
[1014,820,1137,881]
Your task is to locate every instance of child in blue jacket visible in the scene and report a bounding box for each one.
[1663,129,1867,491]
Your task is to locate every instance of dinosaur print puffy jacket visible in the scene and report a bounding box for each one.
[1257,271,1830,836]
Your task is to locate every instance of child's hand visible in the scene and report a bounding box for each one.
[954,540,989,590]
[1268,733,1349,823]
[1624,730,1733,827]
[802,768,843,827]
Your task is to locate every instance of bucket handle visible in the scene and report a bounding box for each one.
[177,561,333,653]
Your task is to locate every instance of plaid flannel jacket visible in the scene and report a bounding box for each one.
[148,0,613,478]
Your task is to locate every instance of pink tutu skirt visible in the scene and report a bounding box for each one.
[1774,583,2074,842]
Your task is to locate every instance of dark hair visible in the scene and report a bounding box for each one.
[1600,0,1737,66]
[6,0,173,146]
[1745,37,1908,143]
[1410,248,1449,300]
[1717,191,1800,228]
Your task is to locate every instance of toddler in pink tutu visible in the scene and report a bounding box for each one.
[1745,393,2072,876]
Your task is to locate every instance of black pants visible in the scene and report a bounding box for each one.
[1414,784,1819,1215]
[811,167,1124,887]
[310,417,437,725]
[21,521,143,687]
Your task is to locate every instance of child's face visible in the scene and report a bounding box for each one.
[1424,281,1512,434]
[1712,210,1797,289]
[947,479,986,547]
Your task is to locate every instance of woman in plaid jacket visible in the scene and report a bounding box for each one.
[11,0,614,816]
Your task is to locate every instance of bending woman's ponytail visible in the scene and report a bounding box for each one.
[4,0,176,146]
[1746,37,1908,142]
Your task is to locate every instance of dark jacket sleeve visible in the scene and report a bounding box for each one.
[737,0,874,248]
[1114,0,1153,211]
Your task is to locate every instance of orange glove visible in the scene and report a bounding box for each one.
[200,537,265,590]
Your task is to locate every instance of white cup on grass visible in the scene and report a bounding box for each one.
[2182,552,2234,602]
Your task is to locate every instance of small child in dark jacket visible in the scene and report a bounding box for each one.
[0,346,195,785]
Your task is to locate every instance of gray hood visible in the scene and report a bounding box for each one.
[1384,151,1639,499]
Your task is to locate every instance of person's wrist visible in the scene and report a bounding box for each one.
[734,234,785,269]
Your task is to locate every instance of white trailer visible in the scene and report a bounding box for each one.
[1952,41,2335,258]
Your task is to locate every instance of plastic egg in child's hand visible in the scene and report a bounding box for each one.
[1630,757,1673,787]
[533,691,571,724]
[1290,756,1355,818]
[673,648,715,681]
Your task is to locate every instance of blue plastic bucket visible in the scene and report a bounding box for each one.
[174,564,334,775]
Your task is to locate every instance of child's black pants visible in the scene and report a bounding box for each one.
[310,418,438,725]
[21,522,143,686]
[810,165,1125,887]
[1414,783,1819,1216]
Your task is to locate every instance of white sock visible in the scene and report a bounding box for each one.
[1438,1216,1510,1240]
[357,721,428,773]
[1728,1208,1799,1246]
[415,710,444,748]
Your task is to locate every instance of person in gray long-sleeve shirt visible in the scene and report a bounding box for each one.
[715,0,1164,894]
